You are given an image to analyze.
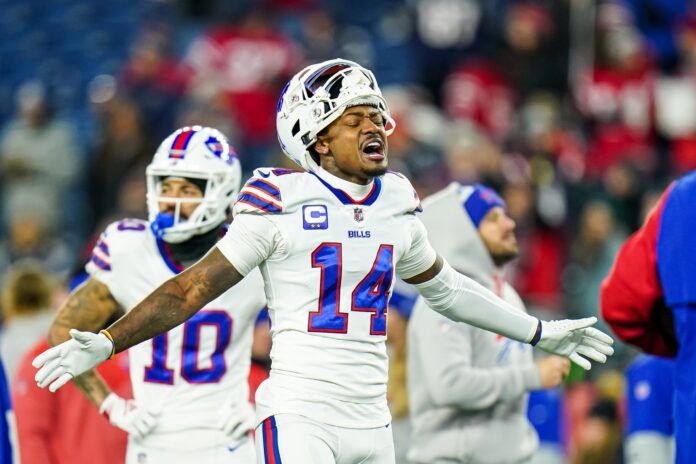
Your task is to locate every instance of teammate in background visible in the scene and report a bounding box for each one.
[34,60,613,464]
[624,355,675,464]
[45,126,266,463]
[407,183,570,464]
[600,174,696,463]
[1,261,55,382]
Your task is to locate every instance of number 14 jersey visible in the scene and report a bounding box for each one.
[217,167,436,428]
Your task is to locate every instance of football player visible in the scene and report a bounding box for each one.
[34,60,613,464]
[46,126,266,463]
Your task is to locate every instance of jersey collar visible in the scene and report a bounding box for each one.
[155,237,184,274]
[311,168,382,206]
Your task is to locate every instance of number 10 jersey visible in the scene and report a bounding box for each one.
[87,219,266,448]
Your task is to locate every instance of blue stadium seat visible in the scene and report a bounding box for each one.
[0,0,146,130]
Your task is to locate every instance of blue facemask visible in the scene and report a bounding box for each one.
[150,212,176,239]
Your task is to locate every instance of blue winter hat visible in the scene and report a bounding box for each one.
[463,184,506,228]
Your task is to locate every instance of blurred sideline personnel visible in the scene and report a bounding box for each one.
[624,354,675,464]
[407,183,569,464]
[600,172,696,462]
[34,59,613,464]
[0,356,18,463]
[13,338,130,464]
[46,126,266,463]
[0,261,54,381]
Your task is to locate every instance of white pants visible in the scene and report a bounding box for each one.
[126,434,256,464]
[255,414,395,464]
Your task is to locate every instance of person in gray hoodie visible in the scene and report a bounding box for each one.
[407,183,570,464]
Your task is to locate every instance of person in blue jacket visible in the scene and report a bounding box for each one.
[602,171,696,463]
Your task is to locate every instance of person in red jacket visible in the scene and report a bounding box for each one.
[600,173,696,463]
[600,184,677,358]
[12,339,131,464]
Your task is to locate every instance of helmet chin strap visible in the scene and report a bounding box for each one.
[164,222,225,267]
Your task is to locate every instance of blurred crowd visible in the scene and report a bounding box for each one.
[0,0,693,462]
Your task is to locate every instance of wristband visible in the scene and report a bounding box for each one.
[529,321,542,346]
[99,329,116,360]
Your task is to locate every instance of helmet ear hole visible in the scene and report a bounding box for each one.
[308,146,320,164]
[291,121,300,136]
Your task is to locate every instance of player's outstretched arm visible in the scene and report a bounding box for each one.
[33,247,244,391]
[403,255,538,342]
[108,247,243,352]
[399,218,614,370]
[404,256,614,369]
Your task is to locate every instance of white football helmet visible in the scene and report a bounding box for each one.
[146,126,241,243]
[276,58,395,171]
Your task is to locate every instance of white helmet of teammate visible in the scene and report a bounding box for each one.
[146,126,242,244]
[276,58,395,172]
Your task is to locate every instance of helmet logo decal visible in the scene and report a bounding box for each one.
[205,136,225,157]
[205,135,237,165]
[168,129,196,159]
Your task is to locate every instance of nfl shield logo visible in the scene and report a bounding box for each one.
[353,207,364,223]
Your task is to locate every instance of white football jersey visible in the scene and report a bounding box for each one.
[217,167,434,428]
[86,219,266,447]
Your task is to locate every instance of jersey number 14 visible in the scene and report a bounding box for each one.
[309,243,393,335]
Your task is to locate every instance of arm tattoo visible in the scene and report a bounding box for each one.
[72,370,111,407]
[109,247,243,353]
[48,277,120,409]
[48,277,121,346]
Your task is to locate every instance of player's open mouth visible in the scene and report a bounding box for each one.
[361,138,385,161]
